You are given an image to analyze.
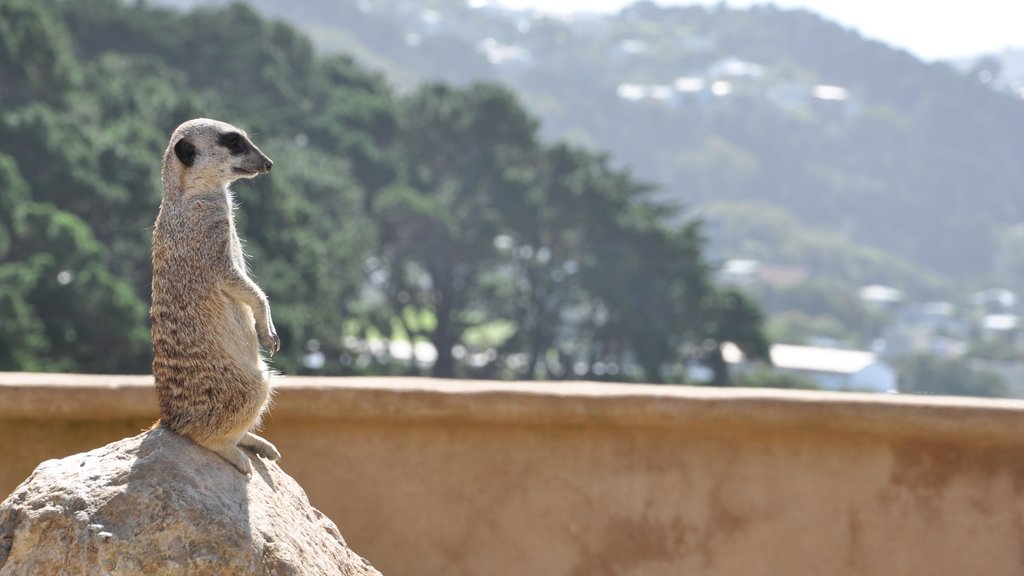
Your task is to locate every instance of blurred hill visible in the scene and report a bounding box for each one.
[159,0,1024,297]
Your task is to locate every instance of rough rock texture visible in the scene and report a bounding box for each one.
[0,428,381,576]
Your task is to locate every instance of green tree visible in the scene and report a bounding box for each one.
[234,143,377,375]
[893,354,1009,398]
[700,288,771,385]
[731,366,818,390]
[0,154,149,372]
[0,0,774,383]
[375,83,536,377]
[0,0,78,106]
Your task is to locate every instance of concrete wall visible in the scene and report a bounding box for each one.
[4,372,1024,575]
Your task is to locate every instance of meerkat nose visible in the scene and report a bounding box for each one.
[264,160,273,172]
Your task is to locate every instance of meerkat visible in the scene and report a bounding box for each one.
[151,118,280,476]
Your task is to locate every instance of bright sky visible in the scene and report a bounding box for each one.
[493,0,1024,61]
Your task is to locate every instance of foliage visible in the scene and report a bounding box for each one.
[966,335,1023,363]
[767,311,848,347]
[237,144,377,375]
[0,0,768,384]
[0,154,149,372]
[231,0,1024,291]
[0,0,77,106]
[373,84,766,382]
[756,279,890,347]
[892,354,1009,398]
[698,201,951,297]
[730,366,818,390]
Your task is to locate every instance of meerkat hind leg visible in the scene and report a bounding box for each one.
[210,442,254,476]
[238,432,281,461]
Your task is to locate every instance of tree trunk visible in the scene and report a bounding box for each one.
[431,289,455,378]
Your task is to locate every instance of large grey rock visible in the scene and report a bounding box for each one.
[0,428,381,575]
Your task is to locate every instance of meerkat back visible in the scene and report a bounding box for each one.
[151,118,282,476]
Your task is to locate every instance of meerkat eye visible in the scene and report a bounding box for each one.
[219,132,247,154]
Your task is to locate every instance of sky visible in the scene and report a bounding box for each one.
[491,0,1024,62]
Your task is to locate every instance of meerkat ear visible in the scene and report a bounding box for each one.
[174,139,196,167]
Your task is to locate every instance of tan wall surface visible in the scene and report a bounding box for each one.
[4,372,1024,575]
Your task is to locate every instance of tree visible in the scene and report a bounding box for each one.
[0,154,149,372]
[232,143,377,375]
[0,0,78,106]
[0,0,774,383]
[893,354,1009,398]
[375,83,537,377]
[731,365,818,389]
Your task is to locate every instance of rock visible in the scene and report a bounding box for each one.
[0,428,381,576]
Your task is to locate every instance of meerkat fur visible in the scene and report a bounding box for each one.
[151,118,280,476]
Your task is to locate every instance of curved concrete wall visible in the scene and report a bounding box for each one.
[3,372,1024,575]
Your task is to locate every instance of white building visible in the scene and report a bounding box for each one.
[858,284,905,308]
[724,343,898,393]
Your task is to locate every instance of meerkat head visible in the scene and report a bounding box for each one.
[161,118,273,197]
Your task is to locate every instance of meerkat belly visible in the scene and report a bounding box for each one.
[214,293,261,365]
[216,301,271,436]
[169,292,268,439]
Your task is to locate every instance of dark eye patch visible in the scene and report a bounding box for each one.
[218,132,248,155]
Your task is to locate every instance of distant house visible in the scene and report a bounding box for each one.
[812,84,849,101]
[971,288,1018,311]
[707,56,765,79]
[673,76,706,93]
[697,57,765,96]
[858,284,905,308]
[717,259,806,288]
[876,301,968,358]
[717,258,760,286]
[615,83,678,106]
[724,343,898,393]
[616,39,649,56]
[476,38,532,66]
[981,313,1019,336]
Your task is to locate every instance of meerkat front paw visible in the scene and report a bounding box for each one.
[257,323,280,356]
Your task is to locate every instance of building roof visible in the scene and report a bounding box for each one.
[983,314,1019,331]
[859,284,904,304]
[771,345,878,374]
[723,343,879,375]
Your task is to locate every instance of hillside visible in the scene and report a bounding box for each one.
[163,0,1024,296]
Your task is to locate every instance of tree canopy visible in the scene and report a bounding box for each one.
[0,0,767,384]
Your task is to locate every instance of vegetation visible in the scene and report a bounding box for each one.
[224,0,1024,328]
[730,366,818,390]
[0,0,768,383]
[202,0,1024,394]
[892,354,1009,398]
